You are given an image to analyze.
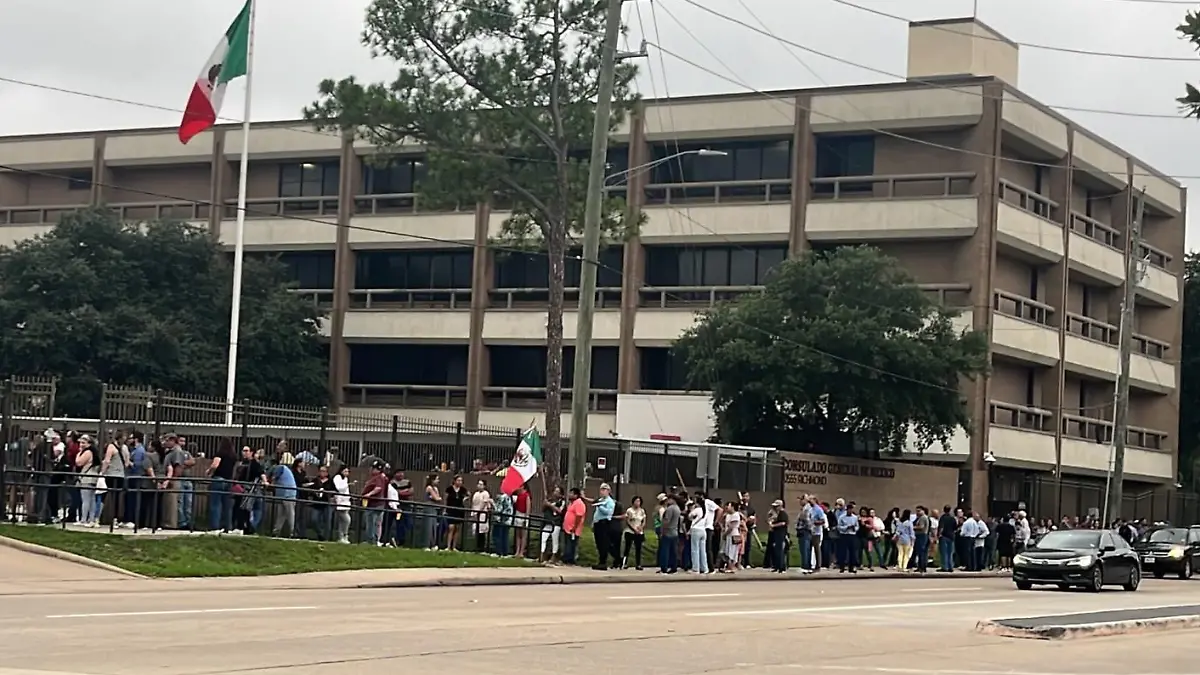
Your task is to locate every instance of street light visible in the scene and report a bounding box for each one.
[604,148,727,184]
[567,148,727,490]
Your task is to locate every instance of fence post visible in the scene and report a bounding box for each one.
[318,406,329,465]
[152,389,163,441]
[239,399,250,450]
[1,379,12,523]
[744,452,752,495]
[98,383,107,450]
[390,415,399,464]
[661,442,669,493]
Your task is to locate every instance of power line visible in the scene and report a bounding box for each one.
[827,0,1200,62]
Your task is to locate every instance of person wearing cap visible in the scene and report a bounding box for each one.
[361,462,389,545]
[589,483,616,570]
[768,499,790,573]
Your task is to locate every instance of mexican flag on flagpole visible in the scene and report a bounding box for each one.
[178,0,252,144]
[500,426,542,495]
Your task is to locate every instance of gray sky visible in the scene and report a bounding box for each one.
[2,0,1197,246]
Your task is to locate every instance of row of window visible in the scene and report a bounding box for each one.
[348,344,683,390]
[273,246,785,291]
[269,136,885,198]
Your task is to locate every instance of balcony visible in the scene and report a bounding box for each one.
[352,288,472,310]
[343,383,469,408]
[1136,241,1179,306]
[353,192,478,246]
[639,179,791,242]
[996,180,1063,261]
[220,196,338,248]
[1067,211,1124,286]
[805,172,978,242]
[988,400,1055,466]
[1059,414,1172,478]
[489,287,622,310]
[990,290,1059,364]
[110,200,211,223]
[292,288,335,310]
[483,386,617,412]
[1063,314,1176,393]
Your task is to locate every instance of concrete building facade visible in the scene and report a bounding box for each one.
[0,18,1185,509]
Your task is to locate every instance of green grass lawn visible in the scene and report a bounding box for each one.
[0,525,535,578]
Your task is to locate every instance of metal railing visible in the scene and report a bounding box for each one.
[638,285,762,309]
[351,288,472,310]
[642,179,792,205]
[1132,334,1170,360]
[342,384,470,409]
[999,179,1058,222]
[1066,312,1117,344]
[224,196,339,218]
[1138,241,1172,272]
[993,290,1055,326]
[0,204,90,226]
[291,288,335,309]
[482,387,617,412]
[1060,413,1170,451]
[810,172,975,200]
[989,401,1053,433]
[920,283,973,309]
[489,287,622,309]
[1069,211,1121,250]
[109,201,211,221]
[353,193,471,215]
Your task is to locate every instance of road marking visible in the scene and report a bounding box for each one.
[796,662,1190,667]
[900,586,984,592]
[687,599,1012,617]
[46,605,318,619]
[607,592,742,600]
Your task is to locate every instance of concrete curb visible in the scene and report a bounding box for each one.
[356,570,1007,590]
[976,614,1200,640]
[0,534,148,579]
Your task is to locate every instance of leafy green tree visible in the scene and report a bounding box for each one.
[1179,12,1200,115]
[0,209,327,416]
[1179,253,1200,489]
[304,0,639,474]
[674,246,989,455]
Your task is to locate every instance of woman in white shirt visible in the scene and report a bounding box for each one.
[471,480,492,552]
[333,466,352,544]
[722,502,744,573]
[688,501,709,574]
[383,479,400,547]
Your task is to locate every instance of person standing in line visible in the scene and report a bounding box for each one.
[937,505,958,573]
[836,504,860,573]
[471,479,493,553]
[658,494,681,574]
[423,474,443,550]
[590,483,617,571]
[332,466,352,543]
[540,485,565,563]
[795,495,812,573]
[622,495,647,570]
[769,499,789,573]
[444,474,469,551]
[1014,510,1031,554]
[895,509,916,571]
[205,438,237,533]
[561,488,586,564]
[721,501,744,574]
[995,513,1016,571]
[269,457,299,538]
[512,484,531,559]
[688,498,708,575]
[913,505,932,574]
[74,435,101,527]
[809,496,827,573]
[491,489,513,556]
[702,493,719,572]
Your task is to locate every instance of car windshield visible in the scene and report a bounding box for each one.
[1137,528,1187,544]
[1033,531,1101,550]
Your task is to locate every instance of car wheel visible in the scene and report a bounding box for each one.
[1123,565,1140,591]
[1088,565,1104,592]
[1154,570,1165,579]
[1015,580,1033,590]
[1180,559,1193,580]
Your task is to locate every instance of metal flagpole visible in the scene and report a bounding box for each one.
[224,0,258,426]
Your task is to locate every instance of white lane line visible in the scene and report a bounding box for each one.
[46,605,318,619]
[900,586,984,592]
[687,599,1012,617]
[798,667,1188,675]
[607,592,742,600]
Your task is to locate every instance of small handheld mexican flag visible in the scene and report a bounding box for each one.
[178,0,252,144]
[500,426,541,495]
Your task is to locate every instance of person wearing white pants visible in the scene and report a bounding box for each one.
[689,502,709,574]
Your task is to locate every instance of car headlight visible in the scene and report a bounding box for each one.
[1013,554,1031,565]
[1064,555,1094,567]
[1169,547,1185,559]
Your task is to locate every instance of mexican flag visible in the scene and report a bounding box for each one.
[500,426,542,495]
[179,0,252,144]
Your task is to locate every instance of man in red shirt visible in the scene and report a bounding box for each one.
[513,485,531,559]
[361,462,389,545]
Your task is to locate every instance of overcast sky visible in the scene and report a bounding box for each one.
[3,0,1198,246]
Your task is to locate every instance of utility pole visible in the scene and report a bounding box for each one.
[567,0,642,489]
[1104,187,1147,524]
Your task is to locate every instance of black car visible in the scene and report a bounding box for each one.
[1132,526,1200,579]
[1012,530,1140,592]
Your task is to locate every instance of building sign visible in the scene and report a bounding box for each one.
[780,451,956,510]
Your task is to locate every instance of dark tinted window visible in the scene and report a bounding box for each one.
[355,250,473,289]
[489,346,618,388]
[1138,528,1188,544]
[275,251,335,289]
[279,161,340,197]
[645,245,786,287]
[348,344,468,386]
[495,248,623,289]
[814,136,875,178]
[639,348,690,390]
[1034,531,1101,550]
[363,157,427,195]
[649,140,792,184]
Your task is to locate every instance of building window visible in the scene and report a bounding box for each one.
[348,344,468,386]
[363,157,426,195]
[489,345,618,389]
[494,248,623,290]
[64,171,92,191]
[355,250,473,289]
[645,245,786,287]
[648,140,791,185]
[279,161,339,198]
[275,251,335,289]
[639,347,690,390]
[814,135,875,195]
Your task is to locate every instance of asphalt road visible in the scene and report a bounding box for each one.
[3,565,1200,675]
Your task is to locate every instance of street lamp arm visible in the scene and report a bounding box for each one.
[603,148,726,184]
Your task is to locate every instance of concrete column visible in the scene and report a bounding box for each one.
[465,201,492,427]
[326,133,357,409]
[90,135,108,206]
[1046,128,1075,513]
[617,103,648,394]
[787,94,814,257]
[966,81,1005,513]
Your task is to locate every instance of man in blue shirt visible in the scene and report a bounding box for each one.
[123,432,148,528]
[269,459,298,538]
[836,502,860,573]
[590,483,616,570]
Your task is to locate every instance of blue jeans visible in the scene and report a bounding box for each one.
[363,509,382,545]
[562,532,578,563]
[208,478,232,532]
[177,480,193,528]
[660,536,679,572]
[797,530,813,570]
[690,530,709,574]
[915,533,931,572]
[938,537,955,572]
[493,524,509,556]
